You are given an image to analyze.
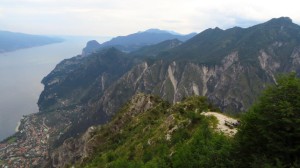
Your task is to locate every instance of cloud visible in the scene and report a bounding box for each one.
[1,0,300,36]
[0,9,3,18]
[163,20,182,24]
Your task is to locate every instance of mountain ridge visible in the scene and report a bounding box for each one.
[81,29,196,55]
[162,17,300,65]
[0,30,63,52]
[51,93,227,168]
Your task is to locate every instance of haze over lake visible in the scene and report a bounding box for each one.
[0,36,109,141]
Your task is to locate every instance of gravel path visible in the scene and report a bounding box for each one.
[203,112,238,136]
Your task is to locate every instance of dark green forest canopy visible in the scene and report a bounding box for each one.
[234,72,300,167]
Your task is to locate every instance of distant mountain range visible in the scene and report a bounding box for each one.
[2,17,300,167]
[82,29,196,55]
[0,31,63,53]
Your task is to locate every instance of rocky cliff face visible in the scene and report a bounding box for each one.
[99,46,300,115]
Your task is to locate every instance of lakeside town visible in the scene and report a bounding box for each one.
[0,105,81,168]
[0,114,51,168]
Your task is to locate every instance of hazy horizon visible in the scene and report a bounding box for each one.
[1,0,300,37]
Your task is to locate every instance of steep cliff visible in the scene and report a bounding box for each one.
[81,40,101,56]
[99,53,264,114]
[38,47,134,112]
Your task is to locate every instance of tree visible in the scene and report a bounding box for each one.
[234,73,300,167]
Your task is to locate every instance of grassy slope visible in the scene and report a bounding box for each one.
[77,95,232,168]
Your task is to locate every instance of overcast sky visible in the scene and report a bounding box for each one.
[1,0,300,36]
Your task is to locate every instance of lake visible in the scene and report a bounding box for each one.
[0,36,110,141]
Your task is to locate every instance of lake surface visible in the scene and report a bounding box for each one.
[0,36,110,141]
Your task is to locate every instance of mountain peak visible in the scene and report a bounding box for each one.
[86,40,100,46]
[81,40,101,56]
[144,28,165,33]
[144,28,181,35]
[266,17,293,25]
[214,27,223,30]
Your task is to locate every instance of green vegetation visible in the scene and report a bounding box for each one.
[7,137,17,144]
[3,136,17,144]
[76,73,300,168]
[233,73,300,167]
[77,95,233,168]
